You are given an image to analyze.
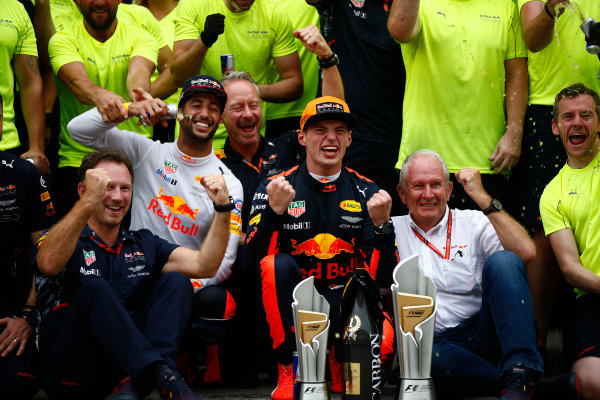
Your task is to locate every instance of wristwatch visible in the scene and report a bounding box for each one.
[213,196,235,212]
[14,306,37,329]
[318,53,339,69]
[374,220,394,235]
[482,198,502,215]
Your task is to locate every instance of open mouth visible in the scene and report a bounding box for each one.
[321,145,339,156]
[569,133,587,146]
[239,122,256,134]
[193,120,209,129]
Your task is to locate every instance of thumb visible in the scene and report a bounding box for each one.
[132,88,152,102]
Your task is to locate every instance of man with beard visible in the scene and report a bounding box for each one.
[68,75,243,389]
[48,0,158,219]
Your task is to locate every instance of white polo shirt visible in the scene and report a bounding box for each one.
[392,207,502,332]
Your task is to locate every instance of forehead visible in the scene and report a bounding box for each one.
[558,94,597,114]
[96,160,132,183]
[185,92,220,106]
[407,156,444,180]
[225,80,259,99]
[306,119,348,132]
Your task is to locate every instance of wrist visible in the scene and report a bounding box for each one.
[318,53,339,69]
[544,2,555,19]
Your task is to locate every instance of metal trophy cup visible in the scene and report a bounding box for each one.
[391,254,437,400]
[292,277,331,400]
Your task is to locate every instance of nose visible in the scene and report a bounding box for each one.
[422,184,434,198]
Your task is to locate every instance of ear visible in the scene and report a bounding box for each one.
[77,182,86,198]
[447,180,453,200]
[347,130,352,146]
[551,119,560,137]
[298,130,306,147]
[397,183,407,205]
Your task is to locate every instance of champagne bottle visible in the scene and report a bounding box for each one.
[341,269,383,400]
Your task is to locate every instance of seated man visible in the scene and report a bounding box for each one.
[392,149,542,399]
[244,96,398,400]
[540,83,600,400]
[34,149,232,400]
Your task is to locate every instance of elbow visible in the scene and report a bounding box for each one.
[387,20,413,43]
[522,245,536,266]
[36,255,60,276]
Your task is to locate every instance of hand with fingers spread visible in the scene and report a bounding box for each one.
[266,176,296,215]
[367,189,393,227]
[0,317,33,358]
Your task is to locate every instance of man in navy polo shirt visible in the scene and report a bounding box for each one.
[34,149,232,400]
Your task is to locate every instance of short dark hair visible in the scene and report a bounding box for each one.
[78,150,134,184]
[553,83,600,122]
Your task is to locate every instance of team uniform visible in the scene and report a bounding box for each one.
[397,0,525,174]
[0,0,38,151]
[68,108,243,289]
[34,226,193,397]
[174,0,297,148]
[215,130,304,233]
[310,0,405,213]
[393,208,542,396]
[511,0,600,226]
[540,152,600,362]
[0,152,56,398]
[244,162,398,364]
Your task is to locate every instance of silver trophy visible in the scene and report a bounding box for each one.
[292,277,331,400]
[391,254,437,400]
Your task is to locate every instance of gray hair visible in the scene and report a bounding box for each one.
[398,149,450,191]
[221,71,261,98]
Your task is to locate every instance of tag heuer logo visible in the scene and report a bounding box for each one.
[288,201,305,218]
[351,0,365,8]
[83,250,96,267]
[164,161,178,174]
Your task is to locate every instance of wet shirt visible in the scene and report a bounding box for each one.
[35,226,178,322]
[245,162,398,291]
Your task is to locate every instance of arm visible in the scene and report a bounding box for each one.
[0,279,35,358]
[126,56,155,102]
[36,168,111,275]
[455,168,535,264]
[33,0,55,69]
[162,174,231,278]
[521,0,568,52]
[257,53,303,103]
[294,25,344,99]
[13,55,50,175]
[56,61,127,122]
[387,0,421,43]
[549,229,600,293]
[150,46,179,99]
[489,57,528,174]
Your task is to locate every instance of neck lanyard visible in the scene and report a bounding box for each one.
[89,234,123,256]
[411,209,452,259]
[242,157,263,174]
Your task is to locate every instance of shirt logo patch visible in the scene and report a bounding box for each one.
[83,250,96,266]
[41,191,51,202]
[163,161,178,174]
[288,201,306,218]
[340,200,362,212]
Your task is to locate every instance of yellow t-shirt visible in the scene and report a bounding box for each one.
[397,0,526,174]
[49,19,158,168]
[264,0,320,121]
[150,6,181,105]
[518,0,600,105]
[540,152,600,297]
[175,0,297,148]
[0,0,38,151]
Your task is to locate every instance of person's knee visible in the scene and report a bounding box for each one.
[160,271,193,294]
[483,250,526,284]
[260,253,301,285]
[573,358,600,399]
[194,286,234,319]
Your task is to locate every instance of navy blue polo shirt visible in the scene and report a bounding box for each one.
[35,226,179,322]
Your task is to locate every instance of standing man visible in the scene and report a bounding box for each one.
[245,96,398,400]
[35,149,231,399]
[49,0,158,218]
[393,149,542,399]
[514,0,600,352]
[388,0,528,208]
[171,0,303,148]
[1,0,49,175]
[0,93,56,399]
[540,83,600,399]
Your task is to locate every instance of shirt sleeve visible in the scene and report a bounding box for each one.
[174,0,202,42]
[14,3,38,57]
[540,181,571,236]
[25,163,57,233]
[48,30,82,75]
[505,0,527,60]
[130,28,159,66]
[269,6,298,58]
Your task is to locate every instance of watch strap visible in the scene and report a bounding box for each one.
[213,196,235,212]
[318,53,339,69]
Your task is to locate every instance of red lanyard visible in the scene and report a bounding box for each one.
[411,209,452,259]
[242,157,263,174]
[89,234,123,256]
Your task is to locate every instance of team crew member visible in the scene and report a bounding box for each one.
[48,0,158,218]
[0,93,56,399]
[0,0,49,174]
[171,0,302,148]
[393,149,542,399]
[244,97,399,400]
[35,149,231,399]
[68,75,243,385]
[540,83,600,399]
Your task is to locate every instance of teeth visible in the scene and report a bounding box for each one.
[323,146,337,151]
[107,205,120,210]
[194,121,208,128]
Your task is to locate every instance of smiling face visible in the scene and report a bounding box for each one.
[85,161,132,230]
[76,0,119,31]
[553,94,600,169]
[222,79,262,151]
[398,155,453,233]
[179,92,221,146]
[299,120,351,176]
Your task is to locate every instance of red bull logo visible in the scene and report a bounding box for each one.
[154,189,198,220]
[291,233,355,259]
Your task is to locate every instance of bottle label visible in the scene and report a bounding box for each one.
[343,362,361,395]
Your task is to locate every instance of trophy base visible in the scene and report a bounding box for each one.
[396,378,436,400]
[294,380,330,400]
